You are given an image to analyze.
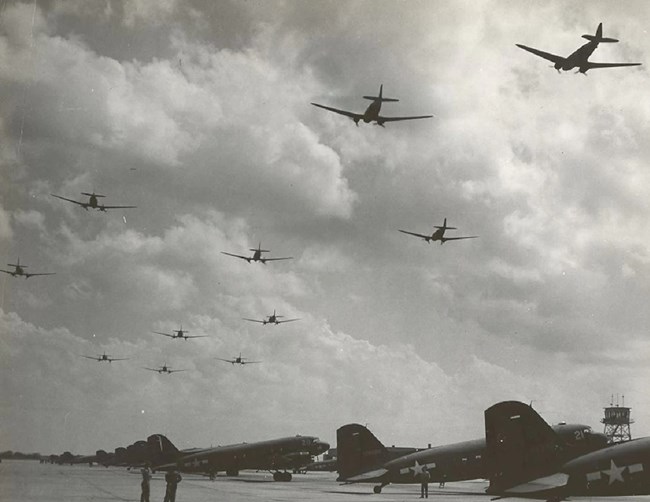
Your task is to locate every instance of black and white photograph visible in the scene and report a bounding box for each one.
[1,1,650,501]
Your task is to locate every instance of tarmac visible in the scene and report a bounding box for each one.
[2,460,650,502]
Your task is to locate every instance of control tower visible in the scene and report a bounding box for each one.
[602,395,633,443]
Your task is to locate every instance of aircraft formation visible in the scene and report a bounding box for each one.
[6,20,648,497]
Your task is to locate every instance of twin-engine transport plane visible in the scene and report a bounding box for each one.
[81,352,129,363]
[399,218,478,245]
[244,309,300,325]
[149,434,329,481]
[144,364,186,374]
[337,419,607,494]
[51,192,137,211]
[516,23,642,74]
[217,353,261,365]
[311,84,433,127]
[221,242,292,264]
[485,400,650,499]
[0,258,55,278]
[153,325,206,340]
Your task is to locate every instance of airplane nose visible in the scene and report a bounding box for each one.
[312,441,329,455]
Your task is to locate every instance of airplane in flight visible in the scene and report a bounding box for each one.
[311,84,433,126]
[51,191,137,212]
[516,23,642,74]
[337,419,607,494]
[398,218,478,245]
[144,364,186,374]
[221,242,292,264]
[152,325,206,340]
[81,352,129,363]
[217,353,262,365]
[0,258,55,279]
[244,309,299,326]
[485,400,650,499]
[149,433,329,481]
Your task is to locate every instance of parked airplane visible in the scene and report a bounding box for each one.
[153,325,206,340]
[311,84,433,127]
[243,309,300,325]
[81,352,129,363]
[399,218,478,245]
[144,364,186,374]
[0,258,55,278]
[338,419,607,494]
[516,23,642,74]
[485,400,650,499]
[221,242,292,264]
[149,433,329,481]
[217,353,261,365]
[51,192,137,211]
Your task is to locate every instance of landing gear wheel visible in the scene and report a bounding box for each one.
[373,485,383,494]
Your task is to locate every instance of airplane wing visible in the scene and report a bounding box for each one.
[216,358,236,363]
[50,194,87,207]
[167,369,186,373]
[276,318,300,324]
[242,360,262,364]
[311,103,363,121]
[377,114,433,123]
[143,367,161,372]
[441,236,479,242]
[99,205,137,210]
[243,318,265,324]
[262,256,293,262]
[398,229,431,240]
[0,269,15,275]
[24,272,56,278]
[515,44,565,64]
[152,331,174,338]
[344,467,390,482]
[108,357,130,361]
[582,62,642,70]
[221,251,250,261]
[81,355,99,361]
[184,335,207,339]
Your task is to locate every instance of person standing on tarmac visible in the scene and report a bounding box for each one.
[420,468,430,498]
[140,463,152,502]
[163,469,182,502]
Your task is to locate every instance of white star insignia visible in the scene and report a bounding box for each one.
[410,461,427,477]
[603,459,625,485]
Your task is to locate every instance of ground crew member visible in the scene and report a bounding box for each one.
[164,469,182,502]
[140,463,152,502]
[420,468,430,498]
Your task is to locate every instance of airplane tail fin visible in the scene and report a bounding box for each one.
[81,192,107,198]
[147,434,180,466]
[434,218,456,230]
[582,23,618,43]
[485,401,564,495]
[336,423,389,481]
[363,84,399,102]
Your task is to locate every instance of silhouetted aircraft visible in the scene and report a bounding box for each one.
[152,325,206,340]
[311,84,433,126]
[221,242,292,264]
[151,434,329,481]
[399,218,478,245]
[337,419,607,494]
[81,352,129,363]
[516,23,642,74]
[485,400,650,499]
[144,364,186,374]
[0,258,55,279]
[51,192,137,211]
[217,353,261,365]
[243,309,300,325]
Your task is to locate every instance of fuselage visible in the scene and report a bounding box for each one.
[363,100,382,123]
[378,424,606,485]
[560,40,599,71]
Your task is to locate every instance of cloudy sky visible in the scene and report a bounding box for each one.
[1,0,649,455]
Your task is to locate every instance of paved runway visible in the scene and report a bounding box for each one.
[2,460,650,501]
